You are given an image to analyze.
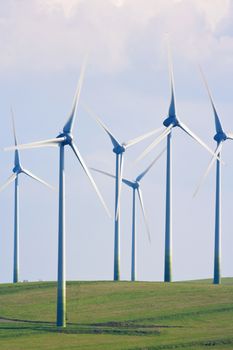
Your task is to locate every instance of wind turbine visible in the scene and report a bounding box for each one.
[193,68,233,285]
[85,105,162,281]
[91,148,165,281]
[137,50,220,283]
[0,111,53,283]
[5,64,110,327]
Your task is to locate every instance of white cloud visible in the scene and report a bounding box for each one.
[37,0,83,17]
[194,0,230,31]
[0,0,232,73]
[111,0,125,7]
[172,0,230,31]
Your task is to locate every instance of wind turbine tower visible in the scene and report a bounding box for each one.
[194,68,233,284]
[92,148,165,281]
[86,106,161,281]
[137,49,219,282]
[1,111,53,283]
[5,64,110,327]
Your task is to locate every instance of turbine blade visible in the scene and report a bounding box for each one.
[0,173,17,192]
[199,66,223,134]
[91,167,134,187]
[11,108,18,146]
[115,154,124,220]
[136,146,166,182]
[83,104,121,148]
[193,142,223,197]
[167,38,176,117]
[122,178,135,187]
[4,137,65,152]
[11,108,20,167]
[63,58,87,133]
[70,143,111,218]
[179,122,221,161]
[137,188,151,243]
[136,125,172,162]
[22,169,55,190]
[90,167,115,179]
[226,132,233,140]
[124,127,163,149]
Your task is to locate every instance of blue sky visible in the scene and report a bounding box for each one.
[0,0,233,283]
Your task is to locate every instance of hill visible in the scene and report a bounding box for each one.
[0,279,233,349]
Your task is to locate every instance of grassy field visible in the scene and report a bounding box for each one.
[0,278,233,350]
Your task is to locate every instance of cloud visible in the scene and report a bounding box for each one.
[0,0,232,74]
[194,0,230,31]
[38,0,83,18]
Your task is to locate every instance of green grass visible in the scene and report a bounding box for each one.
[0,278,233,349]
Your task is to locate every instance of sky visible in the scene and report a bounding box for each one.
[0,0,233,283]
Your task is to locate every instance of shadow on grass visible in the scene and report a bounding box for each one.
[131,338,233,350]
[0,317,163,336]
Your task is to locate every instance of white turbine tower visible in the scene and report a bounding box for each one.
[91,148,165,281]
[85,105,162,281]
[5,64,110,327]
[194,68,233,284]
[137,50,220,282]
[1,111,53,283]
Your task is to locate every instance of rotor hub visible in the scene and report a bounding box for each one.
[57,132,73,145]
[113,144,125,154]
[163,116,177,128]
[214,132,227,143]
[13,165,22,174]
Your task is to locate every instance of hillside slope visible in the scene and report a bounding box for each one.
[0,279,233,350]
